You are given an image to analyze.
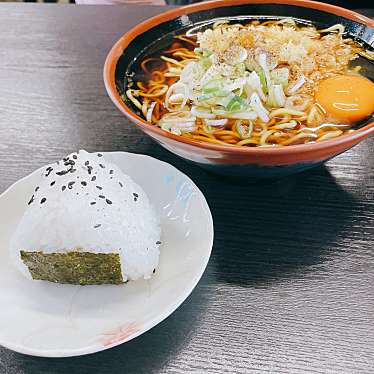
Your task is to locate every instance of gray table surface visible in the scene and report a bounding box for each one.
[0,4,373,374]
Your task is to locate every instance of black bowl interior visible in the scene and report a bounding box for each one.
[115,3,374,122]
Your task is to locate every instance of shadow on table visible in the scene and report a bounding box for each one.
[189,164,363,287]
[8,279,210,374]
[125,146,363,288]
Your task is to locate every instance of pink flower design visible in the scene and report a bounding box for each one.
[99,321,139,347]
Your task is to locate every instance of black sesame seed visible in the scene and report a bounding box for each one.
[90,202,96,205]
[64,160,75,166]
[72,155,77,160]
[99,164,105,169]
[28,195,35,205]
[68,181,75,189]
[119,182,123,188]
[45,167,53,177]
[56,170,69,176]
[63,157,69,162]
[133,193,139,198]
[70,168,76,173]
[153,269,156,274]
[94,224,101,229]
[98,195,105,199]
[91,176,97,182]
[87,166,93,175]
[85,161,89,166]
[97,153,103,157]
[50,181,56,186]
[109,170,114,175]
[96,186,103,190]
[81,181,87,186]
[62,185,66,191]
[156,241,161,245]
[106,199,112,205]
[35,186,39,192]
[40,197,47,204]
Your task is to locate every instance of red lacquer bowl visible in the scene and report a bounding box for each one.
[104,0,374,179]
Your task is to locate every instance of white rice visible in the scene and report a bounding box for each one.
[10,150,161,282]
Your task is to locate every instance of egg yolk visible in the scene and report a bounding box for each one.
[315,75,374,123]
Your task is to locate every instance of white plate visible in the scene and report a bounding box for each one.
[0,152,213,357]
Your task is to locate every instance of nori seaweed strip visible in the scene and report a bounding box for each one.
[20,251,124,285]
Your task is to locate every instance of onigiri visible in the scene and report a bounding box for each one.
[10,150,161,285]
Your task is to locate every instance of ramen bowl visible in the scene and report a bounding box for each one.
[104,0,374,180]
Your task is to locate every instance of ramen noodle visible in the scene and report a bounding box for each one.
[126,19,374,147]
